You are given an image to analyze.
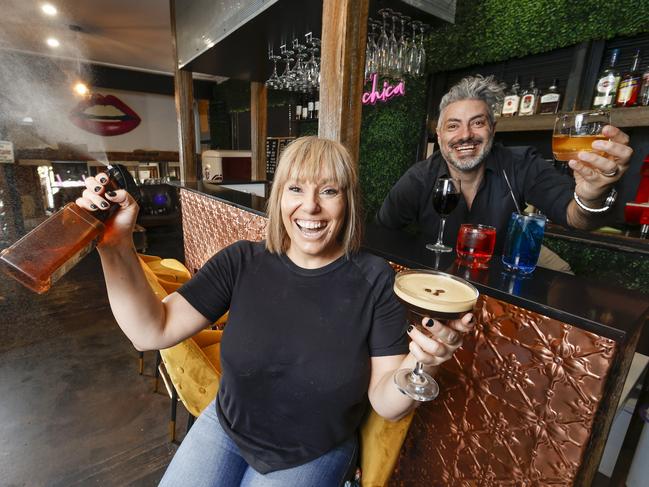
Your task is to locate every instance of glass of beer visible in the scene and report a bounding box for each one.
[552,110,610,162]
[393,269,479,401]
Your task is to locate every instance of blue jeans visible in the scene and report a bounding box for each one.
[159,400,358,487]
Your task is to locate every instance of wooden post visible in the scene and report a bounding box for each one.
[318,0,369,164]
[250,82,268,180]
[169,0,197,183]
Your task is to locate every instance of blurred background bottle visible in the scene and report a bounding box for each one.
[501,76,521,117]
[639,63,649,106]
[593,48,621,109]
[616,49,642,107]
[519,78,540,116]
[539,79,561,114]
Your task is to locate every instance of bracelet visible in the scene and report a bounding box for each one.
[573,189,617,213]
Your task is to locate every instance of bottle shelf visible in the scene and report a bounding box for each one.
[290,118,319,124]
[427,106,649,133]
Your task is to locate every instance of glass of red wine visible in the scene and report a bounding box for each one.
[426,177,461,253]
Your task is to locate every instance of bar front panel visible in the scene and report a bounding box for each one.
[180,189,267,273]
[179,189,623,486]
[390,295,617,486]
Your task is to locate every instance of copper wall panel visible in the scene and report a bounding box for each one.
[390,296,617,486]
[180,190,267,272]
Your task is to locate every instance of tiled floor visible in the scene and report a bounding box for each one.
[0,227,187,487]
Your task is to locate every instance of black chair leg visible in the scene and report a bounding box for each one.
[169,385,178,442]
[154,351,161,392]
[138,351,144,375]
[186,413,195,434]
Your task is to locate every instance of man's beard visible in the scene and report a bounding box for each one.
[441,135,494,172]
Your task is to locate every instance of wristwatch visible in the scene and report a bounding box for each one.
[573,188,618,213]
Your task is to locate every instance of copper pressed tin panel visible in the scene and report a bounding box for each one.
[390,293,618,486]
[180,190,267,272]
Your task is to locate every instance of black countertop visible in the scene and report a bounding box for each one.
[545,223,649,256]
[363,223,649,343]
[174,182,649,343]
[172,181,268,217]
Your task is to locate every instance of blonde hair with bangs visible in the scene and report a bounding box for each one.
[265,136,362,255]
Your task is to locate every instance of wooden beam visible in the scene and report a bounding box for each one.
[318,0,369,164]
[15,148,179,162]
[170,0,197,183]
[250,82,268,180]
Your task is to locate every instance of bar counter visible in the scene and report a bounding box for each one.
[173,182,649,486]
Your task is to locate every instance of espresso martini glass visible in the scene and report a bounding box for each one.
[393,269,479,401]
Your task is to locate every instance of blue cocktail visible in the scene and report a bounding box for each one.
[501,213,546,274]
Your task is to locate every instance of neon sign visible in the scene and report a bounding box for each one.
[361,73,406,105]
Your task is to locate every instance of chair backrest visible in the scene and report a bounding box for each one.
[359,409,414,486]
[138,256,222,417]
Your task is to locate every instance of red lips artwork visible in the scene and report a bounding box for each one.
[69,93,141,136]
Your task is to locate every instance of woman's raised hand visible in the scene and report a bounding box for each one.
[406,313,475,367]
[75,171,139,249]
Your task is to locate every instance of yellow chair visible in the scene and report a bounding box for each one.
[359,409,414,486]
[139,256,226,441]
[158,329,223,441]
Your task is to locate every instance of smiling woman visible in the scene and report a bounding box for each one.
[265,136,362,267]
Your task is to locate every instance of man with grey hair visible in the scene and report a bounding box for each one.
[376,74,633,261]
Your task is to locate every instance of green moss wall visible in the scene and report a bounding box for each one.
[426,0,649,73]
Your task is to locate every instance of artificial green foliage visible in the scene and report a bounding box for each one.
[217,79,250,112]
[359,75,428,217]
[426,0,649,73]
[297,120,318,137]
[209,84,231,149]
[544,238,649,294]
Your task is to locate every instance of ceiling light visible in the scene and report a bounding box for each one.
[73,81,90,97]
[46,37,60,48]
[41,3,58,16]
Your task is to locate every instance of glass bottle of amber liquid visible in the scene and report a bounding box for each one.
[616,49,642,107]
[0,165,126,293]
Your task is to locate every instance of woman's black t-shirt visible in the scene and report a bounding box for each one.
[177,240,408,473]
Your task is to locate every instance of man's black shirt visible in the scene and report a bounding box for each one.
[376,143,575,252]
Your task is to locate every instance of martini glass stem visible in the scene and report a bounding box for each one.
[410,362,427,382]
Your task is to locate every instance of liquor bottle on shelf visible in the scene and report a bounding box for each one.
[539,79,562,114]
[301,102,308,120]
[295,96,303,120]
[616,49,642,107]
[639,65,649,106]
[593,48,621,109]
[307,96,315,119]
[314,95,320,119]
[501,76,521,117]
[519,78,540,116]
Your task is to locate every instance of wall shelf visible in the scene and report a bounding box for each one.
[427,106,649,133]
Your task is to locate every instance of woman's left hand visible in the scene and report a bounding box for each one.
[407,313,475,366]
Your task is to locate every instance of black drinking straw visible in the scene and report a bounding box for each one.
[502,170,523,215]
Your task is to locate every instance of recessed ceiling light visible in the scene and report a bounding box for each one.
[46,37,60,48]
[41,3,58,16]
[73,82,90,97]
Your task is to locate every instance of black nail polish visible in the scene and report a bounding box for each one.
[100,201,109,208]
[99,177,107,184]
[107,191,116,197]
[426,319,435,327]
[90,204,98,210]
[94,186,101,192]
[407,325,413,333]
